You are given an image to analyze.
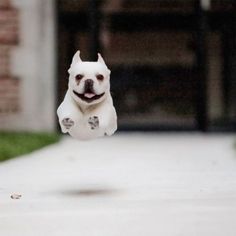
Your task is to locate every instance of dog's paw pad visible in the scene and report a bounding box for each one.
[62,118,74,129]
[88,116,99,130]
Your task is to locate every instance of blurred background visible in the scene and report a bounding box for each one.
[1,1,236,234]
[0,0,236,132]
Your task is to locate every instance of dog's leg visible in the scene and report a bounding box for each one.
[61,118,75,130]
[88,116,99,130]
[89,102,117,135]
[105,114,117,136]
[104,106,117,136]
[57,91,82,133]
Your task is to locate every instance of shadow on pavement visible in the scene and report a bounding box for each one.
[55,187,119,198]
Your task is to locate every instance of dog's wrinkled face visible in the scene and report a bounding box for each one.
[68,51,111,105]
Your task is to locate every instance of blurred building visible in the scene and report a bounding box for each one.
[0,0,55,131]
[0,0,19,126]
[1,0,236,132]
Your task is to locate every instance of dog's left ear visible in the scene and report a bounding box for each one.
[98,53,111,74]
[97,53,106,65]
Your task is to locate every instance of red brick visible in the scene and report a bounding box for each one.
[0,9,18,44]
[0,8,17,22]
[0,47,10,75]
[0,77,20,113]
[0,0,10,8]
[0,76,19,83]
[0,1,20,114]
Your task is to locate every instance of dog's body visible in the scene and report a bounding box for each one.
[57,51,117,140]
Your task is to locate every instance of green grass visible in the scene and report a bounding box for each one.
[0,132,60,162]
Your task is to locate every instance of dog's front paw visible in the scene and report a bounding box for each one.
[62,117,74,130]
[88,116,99,130]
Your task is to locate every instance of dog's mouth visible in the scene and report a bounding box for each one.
[73,90,105,103]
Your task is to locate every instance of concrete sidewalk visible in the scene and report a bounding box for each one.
[0,133,236,236]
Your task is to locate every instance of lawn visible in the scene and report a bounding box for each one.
[0,132,60,162]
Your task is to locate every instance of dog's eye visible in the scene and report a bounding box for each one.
[96,74,104,81]
[75,74,83,82]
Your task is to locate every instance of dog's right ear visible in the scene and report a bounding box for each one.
[68,50,82,74]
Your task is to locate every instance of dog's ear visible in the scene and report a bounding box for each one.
[68,50,82,74]
[97,53,106,65]
[97,53,111,74]
[72,50,82,64]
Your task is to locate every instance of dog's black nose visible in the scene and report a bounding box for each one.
[84,79,94,91]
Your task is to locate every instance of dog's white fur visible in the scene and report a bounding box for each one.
[57,51,117,140]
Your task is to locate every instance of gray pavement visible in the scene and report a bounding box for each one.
[0,133,236,236]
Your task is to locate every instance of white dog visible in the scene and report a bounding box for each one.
[57,50,117,140]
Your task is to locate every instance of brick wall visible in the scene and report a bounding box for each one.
[0,0,19,113]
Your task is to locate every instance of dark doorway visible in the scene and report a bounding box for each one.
[57,0,236,132]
